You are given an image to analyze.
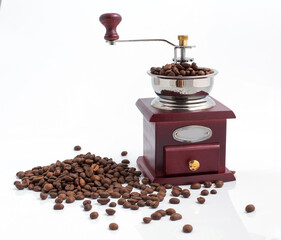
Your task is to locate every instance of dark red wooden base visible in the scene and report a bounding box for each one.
[137,156,235,185]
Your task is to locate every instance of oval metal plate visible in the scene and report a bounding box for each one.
[173,125,212,143]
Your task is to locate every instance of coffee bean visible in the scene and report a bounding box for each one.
[121,159,130,164]
[55,197,63,203]
[90,211,99,219]
[121,151,128,156]
[201,190,209,196]
[166,208,176,215]
[74,145,81,151]
[91,192,99,199]
[110,192,121,198]
[43,183,53,192]
[40,192,48,200]
[97,198,110,205]
[204,181,212,188]
[58,193,66,200]
[150,201,159,208]
[143,217,152,224]
[151,212,162,220]
[181,189,190,198]
[109,223,118,230]
[190,183,201,189]
[171,189,181,197]
[83,200,91,206]
[183,224,193,233]
[16,171,25,179]
[210,189,217,194]
[66,196,75,203]
[54,203,64,210]
[245,204,255,213]
[130,205,139,210]
[75,194,85,200]
[118,198,126,205]
[197,197,205,204]
[109,202,116,207]
[169,198,180,204]
[15,184,25,190]
[170,213,182,221]
[156,209,166,217]
[50,192,57,198]
[84,204,92,211]
[163,64,172,70]
[106,208,116,215]
[198,70,205,75]
[215,180,224,188]
[137,200,146,207]
[164,184,173,189]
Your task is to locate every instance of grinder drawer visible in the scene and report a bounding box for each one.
[164,143,220,176]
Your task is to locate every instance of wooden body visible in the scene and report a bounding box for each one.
[136,97,236,185]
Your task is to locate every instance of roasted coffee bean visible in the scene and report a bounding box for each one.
[54,203,64,210]
[171,189,181,197]
[170,213,182,221]
[121,159,130,164]
[75,194,85,200]
[74,145,81,151]
[109,202,116,207]
[210,189,217,194]
[215,180,224,188]
[97,198,110,205]
[204,181,212,188]
[245,204,255,213]
[181,189,190,198]
[106,208,116,215]
[151,212,162,220]
[83,200,91,206]
[183,224,193,233]
[90,211,99,219]
[40,192,48,200]
[117,198,126,205]
[58,193,66,200]
[163,64,172,70]
[141,177,150,184]
[137,200,146,207]
[166,208,176,215]
[201,190,209,196]
[156,209,166,217]
[66,196,75,203]
[130,205,139,210]
[84,204,92,211]
[121,151,128,156]
[43,183,53,192]
[91,192,99,199]
[164,184,173,189]
[110,192,121,198]
[169,198,180,204]
[123,201,132,209]
[109,223,118,230]
[16,171,25,179]
[49,192,57,198]
[55,198,63,203]
[150,201,159,208]
[198,70,205,75]
[190,183,201,189]
[15,183,25,190]
[143,217,152,224]
[197,197,205,204]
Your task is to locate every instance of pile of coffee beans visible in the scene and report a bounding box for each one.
[13,150,243,234]
[150,62,214,77]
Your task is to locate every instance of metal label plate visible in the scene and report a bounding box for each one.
[173,125,212,143]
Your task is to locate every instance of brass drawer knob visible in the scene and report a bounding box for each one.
[189,160,200,171]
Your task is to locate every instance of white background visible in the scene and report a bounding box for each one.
[0,0,281,239]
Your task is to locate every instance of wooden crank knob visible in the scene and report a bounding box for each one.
[99,13,122,41]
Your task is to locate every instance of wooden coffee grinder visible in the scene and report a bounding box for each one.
[100,13,236,185]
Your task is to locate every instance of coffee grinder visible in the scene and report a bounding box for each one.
[100,13,236,185]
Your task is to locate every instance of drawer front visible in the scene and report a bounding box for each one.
[164,143,220,176]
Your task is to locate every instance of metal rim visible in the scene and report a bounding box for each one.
[147,68,218,80]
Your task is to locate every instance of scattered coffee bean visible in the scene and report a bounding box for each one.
[190,183,201,189]
[183,224,193,233]
[97,198,110,205]
[109,202,116,207]
[215,180,224,188]
[203,181,212,188]
[151,211,162,220]
[143,217,152,224]
[84,204,92,211]
[137,200,146,207]
[74,145,81,151]
[40,192,48,200]
[55,198,63,203]
[106,208,116,215]
[90,211,99,219]
[130,205,139,210]
[66,196,75,203]
[54,203,64,210]
[181,189,190,198]
[245,204,255,213]
[83,200,91,206]
[201,190,209,196]
[166,208,176,215]
[123,201,132,209]
[15,184,25,190]
[121,159,130,164]
[171,189,181,197]
[210,189,217,194]
[164,184,173,189]
[170,213,182,221]
[121,151,128,156]
[197,197,205,204]
[169,198,180,204]
[156,209,166,217]
[43,183,53,192]
[118,198,126,205]
[109,223,118,230]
